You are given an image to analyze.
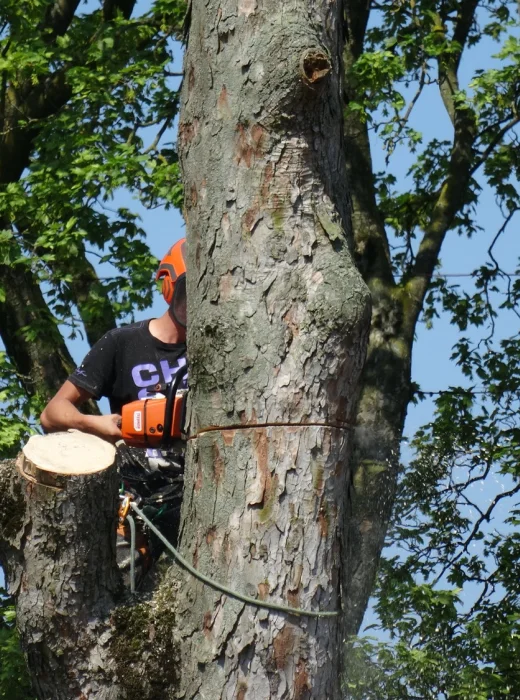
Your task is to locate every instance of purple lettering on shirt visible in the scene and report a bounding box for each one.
[132,363,160,388]
[160,357,187,386]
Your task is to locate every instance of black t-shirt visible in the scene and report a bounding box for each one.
[69,320,187,414]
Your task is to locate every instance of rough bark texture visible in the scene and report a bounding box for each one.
[0,432,187,700]
[176,1,371,697]
[0,456,123,699]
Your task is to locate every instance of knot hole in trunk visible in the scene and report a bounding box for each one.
[300,48,331,85]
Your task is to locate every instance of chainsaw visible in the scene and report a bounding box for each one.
[121,365,188,448]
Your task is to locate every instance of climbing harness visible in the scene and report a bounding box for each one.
[127,513,137,593]
[130,501,340,619]
[118,493,138,593]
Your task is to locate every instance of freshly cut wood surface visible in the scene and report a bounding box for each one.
[22,431,116,476]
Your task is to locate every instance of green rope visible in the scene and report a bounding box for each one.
[130,502,339,619]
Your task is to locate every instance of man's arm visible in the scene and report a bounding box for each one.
[40,380,122,442]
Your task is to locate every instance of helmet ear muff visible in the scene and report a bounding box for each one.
[169,274,187,328]
[156,238,187,306]
[162,277,174,306]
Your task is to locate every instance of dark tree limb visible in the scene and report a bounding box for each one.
[341,0,480,640]
[0,260,105,415]
[343,2,394,289]
[103,0,138,21]
[65,252,118,345]
[0,72,71,185]
[41,0,82,41]
[0,262,76,401]
[342,0,412,640]
[14,217,118,345]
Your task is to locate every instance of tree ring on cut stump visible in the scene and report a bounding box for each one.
[17,430,116,490]
[300,48,331,85]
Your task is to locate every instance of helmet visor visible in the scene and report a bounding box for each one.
[171,275,187,328]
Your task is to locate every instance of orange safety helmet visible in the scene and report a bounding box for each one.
[156,238,187,326]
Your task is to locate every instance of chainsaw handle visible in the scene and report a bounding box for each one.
[163,364,188,446]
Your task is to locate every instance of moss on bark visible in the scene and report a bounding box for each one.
[110,580,181,700]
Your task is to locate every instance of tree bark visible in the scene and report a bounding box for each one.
[0,434,123,699]
[0,431,187,700]
[1,1,371,696]
[175,1,370,697]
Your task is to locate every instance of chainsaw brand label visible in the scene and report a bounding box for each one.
[133,411,142,432]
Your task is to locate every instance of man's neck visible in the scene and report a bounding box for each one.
[148,311,186,344]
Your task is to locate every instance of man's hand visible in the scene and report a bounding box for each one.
[88,414,123,443]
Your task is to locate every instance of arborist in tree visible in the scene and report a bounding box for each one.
[40,238,188,585]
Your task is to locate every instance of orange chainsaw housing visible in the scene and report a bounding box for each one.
[121,392,187,447]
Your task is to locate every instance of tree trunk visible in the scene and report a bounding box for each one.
[175,0,371,697]
[341,0,479,638]
[344,314,413,636]
[341,29,414,633]
[0,2,372,697]
[0,434,123,699]
[0,433,184,700]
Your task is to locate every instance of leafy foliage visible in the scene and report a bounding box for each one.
[347,0,520,279]
[0,591,33,700]
[344,0,520,695]
[0,0,519,695]
[348,360,520,698]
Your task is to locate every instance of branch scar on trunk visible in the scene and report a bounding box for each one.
[300,49,331,85]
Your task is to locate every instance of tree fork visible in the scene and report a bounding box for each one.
[176,0,370,696]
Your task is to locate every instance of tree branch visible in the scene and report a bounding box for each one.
[404,104,477,314]
[0,71,71,184]
[15,216,117,346]
[0,258,93,406]
[403,2,480,335]
[432,481,520,587]
[103,0,137,21]
[437,0,479,126]
[471,115,520,176]
[41,0,82,41]
[451,0,480,73]
[143,116,172,154]
[343,3,394,289]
